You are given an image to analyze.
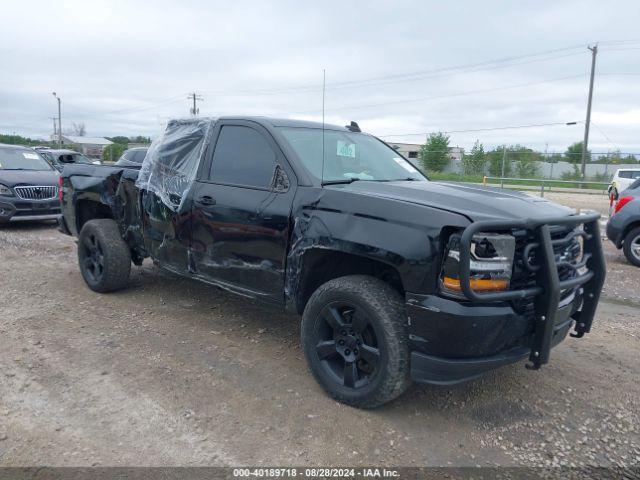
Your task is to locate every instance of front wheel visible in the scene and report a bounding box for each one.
[623,227,640,267]
[301,275,410,408]
[78,219,132,292]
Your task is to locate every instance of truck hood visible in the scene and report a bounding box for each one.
[331,180,575,222]
[0,169,59,188]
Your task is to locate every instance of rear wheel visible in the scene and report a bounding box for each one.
[623,227,640,267]
[301,275,410,408]
[78,219,131,292]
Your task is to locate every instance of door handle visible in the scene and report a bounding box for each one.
[197,195,216,206]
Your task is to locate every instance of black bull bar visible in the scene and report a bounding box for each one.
[458,212,606,370]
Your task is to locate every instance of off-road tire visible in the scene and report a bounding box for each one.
[78,219,131,292]
[623,226,640,267]
[301,275,411,408]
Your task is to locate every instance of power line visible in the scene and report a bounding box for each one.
[599,39,640,46]
[379,121,580,138]
[208,48,588,97]
[289,74,586,115]
[589,121,619,151]
[201,45,584,95]
[65,94,187,116]
[603,47,640,52]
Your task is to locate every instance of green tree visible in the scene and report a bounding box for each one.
[561,163,582,181]
[130,135,152,144]
[546,152,563,163]
[487,146,511,177]
[0,133,47,147]
[509,145,540,178]
[419,132,450,172]
[461,140,486,176]
[564,141,590,164]
[102,143,127,162]
[107,136,131,145]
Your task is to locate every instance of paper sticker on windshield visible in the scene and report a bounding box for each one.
[337,141,356,158]
[393,157,419,173]
[23,153,39,159]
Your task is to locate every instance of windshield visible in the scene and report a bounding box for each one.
[0,147,53,171]
[279,128,426,183]
[63,153,94,164]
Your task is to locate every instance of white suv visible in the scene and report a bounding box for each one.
[610,168,640,197]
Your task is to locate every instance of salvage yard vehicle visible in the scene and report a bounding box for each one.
[607,178,640,267]
[35,148,101,171]
[115,147,148,168]
[58,117,606,408]
[0,143,61,223]
[608,168,640,200]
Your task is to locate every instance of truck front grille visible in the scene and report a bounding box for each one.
[14,186,58,200]
[511,226,583,317]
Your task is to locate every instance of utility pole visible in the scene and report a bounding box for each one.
[581,44,598,179]
[188,92,203,116]
[52,92,62,148]
[500,146,507,188]
[50,117,57,141]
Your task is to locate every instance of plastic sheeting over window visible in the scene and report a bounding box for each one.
[136,117,216,211]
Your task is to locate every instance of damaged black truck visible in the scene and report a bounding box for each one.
[59,117,606,408]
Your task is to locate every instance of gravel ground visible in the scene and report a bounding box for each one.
[0,192,638,468]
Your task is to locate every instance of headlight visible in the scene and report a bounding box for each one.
[0,184,13,196]
[440,232,515,298]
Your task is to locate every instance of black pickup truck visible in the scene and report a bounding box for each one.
[59,117,606,408]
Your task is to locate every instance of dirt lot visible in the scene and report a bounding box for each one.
[0,191,638,468]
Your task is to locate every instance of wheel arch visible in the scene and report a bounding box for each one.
[621,219,640,244]
[75,199,114,233]
[287,246,406,315]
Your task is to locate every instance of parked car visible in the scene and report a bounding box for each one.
[115,147,148,168]
[0,144,61,223]
[606,178,640,267]
[35,148,101,171]
[608,168,640,199]
[58,117,605,408]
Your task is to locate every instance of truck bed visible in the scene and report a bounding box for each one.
[59,163,143,248]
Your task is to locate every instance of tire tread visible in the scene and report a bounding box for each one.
[78,219,131,292]
[301,275,410,408]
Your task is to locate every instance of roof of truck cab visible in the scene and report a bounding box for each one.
[175,116,349,132]
[226,116,349,131]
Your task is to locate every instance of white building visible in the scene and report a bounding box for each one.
[61,135,113,158]
[386,142,465,162]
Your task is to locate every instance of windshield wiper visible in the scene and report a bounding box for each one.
[389,177,421,182]
[321,177,362,186]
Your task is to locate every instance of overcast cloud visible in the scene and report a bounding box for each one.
[1,0,639,154]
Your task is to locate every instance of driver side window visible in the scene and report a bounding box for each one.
[208,125,276,189]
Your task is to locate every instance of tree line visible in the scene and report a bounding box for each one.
[418,132,638,178]
[102,135,151,161]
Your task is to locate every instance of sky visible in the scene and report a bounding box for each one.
[1,0,640,155]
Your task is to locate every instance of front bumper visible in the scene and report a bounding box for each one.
[406,292,579,384]
[0,197,61,223]
[605,213,624,248]
[406,212,605,384]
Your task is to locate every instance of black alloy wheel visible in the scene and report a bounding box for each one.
[301,275,410,408]
[315,302,381,389]
[80,232,105,284]
[77,219,131,293]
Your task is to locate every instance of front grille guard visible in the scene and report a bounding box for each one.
[458,212,606,370]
